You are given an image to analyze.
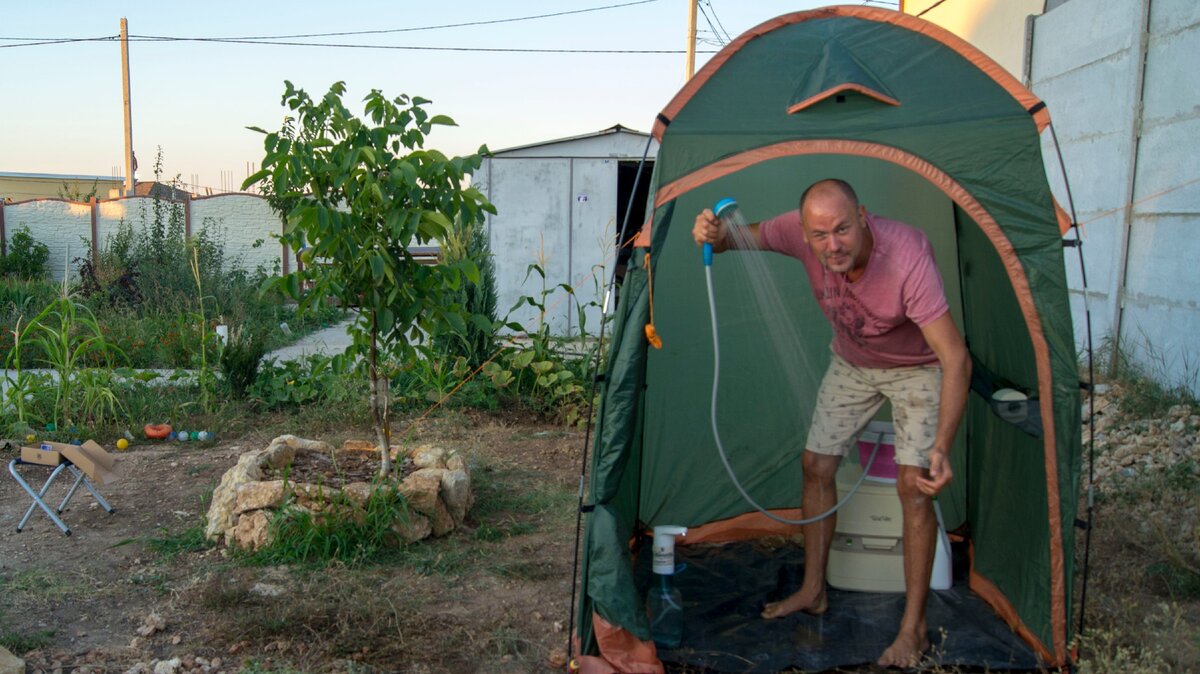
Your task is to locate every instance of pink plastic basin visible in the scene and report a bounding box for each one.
[856,421,897,482]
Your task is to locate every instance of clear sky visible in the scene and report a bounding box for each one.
[0,1,899,192]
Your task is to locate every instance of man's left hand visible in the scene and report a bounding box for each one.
[916,449,953,496]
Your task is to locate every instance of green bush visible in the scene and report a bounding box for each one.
[0,226,50,280]
[249,354,358,409]
[220,326,268,399]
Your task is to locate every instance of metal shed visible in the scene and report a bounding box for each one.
[477,125,659,337]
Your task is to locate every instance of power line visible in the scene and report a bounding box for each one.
[696,2,726,46]
[703,1,734,43]
[124,36,714,54]
[0,36,115,49]
[182,0,662,40]
[0,0,662,48]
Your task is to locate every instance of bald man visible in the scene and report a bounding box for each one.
[692,179,971,669]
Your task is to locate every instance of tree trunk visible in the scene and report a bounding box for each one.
[369,316,393,477]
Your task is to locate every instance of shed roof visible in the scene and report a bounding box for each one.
[489,124,658,159]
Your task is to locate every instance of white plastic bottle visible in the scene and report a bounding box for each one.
[646,525,687,649]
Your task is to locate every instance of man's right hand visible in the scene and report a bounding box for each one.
[693,208,726,249]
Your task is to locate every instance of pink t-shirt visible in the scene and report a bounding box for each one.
[760,210,949,368]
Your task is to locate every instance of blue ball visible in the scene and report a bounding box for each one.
[177,431,189,441]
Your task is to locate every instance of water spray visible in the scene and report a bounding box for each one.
[705,198,879,526]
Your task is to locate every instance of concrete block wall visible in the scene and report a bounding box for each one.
[1,194,288,282]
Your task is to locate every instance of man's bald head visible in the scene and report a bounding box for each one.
[800,179,860,214]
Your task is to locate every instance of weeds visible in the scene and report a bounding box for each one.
[145,524,212,561]
[246,483,412,566]
[0,629,55,655]
[1074,602,1195,673]
[1097,334,1198,423]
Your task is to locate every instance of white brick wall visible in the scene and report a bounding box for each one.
[3,194,288,279]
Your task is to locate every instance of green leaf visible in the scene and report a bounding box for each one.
[428,114,457,127]
[512,350,535,369]
[461,260,480,285]
[242,169,270,190]
[378,307,395,334]
[369,254,385,281]
[470,313,494,333]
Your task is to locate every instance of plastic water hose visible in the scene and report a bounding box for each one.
[705,263,879,526]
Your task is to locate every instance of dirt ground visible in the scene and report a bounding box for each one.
[0,411,585,674]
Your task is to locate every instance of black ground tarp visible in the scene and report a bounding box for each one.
[633,539,1040,672]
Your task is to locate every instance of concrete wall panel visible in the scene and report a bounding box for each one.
[1149,0,1200,35]
[1133,116,1200,214]
[192,195,283,274]
[1033,0,1200,394]
[1141,21,1200,125]
[1030,0,1141,75]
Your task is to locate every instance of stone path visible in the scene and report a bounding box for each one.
[262,315,357,363]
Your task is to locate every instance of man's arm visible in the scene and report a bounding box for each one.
[692,208,764,252]
[916,312,971,496]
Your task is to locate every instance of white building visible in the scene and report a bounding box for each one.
[476,125,659,337]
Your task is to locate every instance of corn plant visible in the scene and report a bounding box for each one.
[13,290,122,429]
[189,247,218,415]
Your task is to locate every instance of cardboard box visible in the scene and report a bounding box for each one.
[19,440,118,485]
[62,440,119,486]
[21,444,64,467]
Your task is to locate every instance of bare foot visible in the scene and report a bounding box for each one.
[876,627,930,669]
[760,586,828,619]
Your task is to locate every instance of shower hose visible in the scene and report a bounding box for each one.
[704,243,880,526]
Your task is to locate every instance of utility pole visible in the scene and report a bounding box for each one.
[685,0,698,80]
[120,18,136,196]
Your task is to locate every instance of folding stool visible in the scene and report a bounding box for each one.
[8,457,116,536]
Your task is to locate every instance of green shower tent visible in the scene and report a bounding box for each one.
[575,6,1081,672]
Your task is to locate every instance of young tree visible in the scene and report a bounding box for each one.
[245,81,495,476]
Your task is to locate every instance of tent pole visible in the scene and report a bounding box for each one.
[1049,117,1096,645]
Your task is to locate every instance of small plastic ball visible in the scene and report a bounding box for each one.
[189,431,199,441]
[116,438,130,450]
[25,434,36,444]
[197,431,210,441]
[45,423,57,432]
[177,431,189,441]
[70,439,82,446]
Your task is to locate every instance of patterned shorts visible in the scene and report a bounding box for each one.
[805,354,943,468]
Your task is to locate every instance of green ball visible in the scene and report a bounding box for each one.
[190,431,199,440]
